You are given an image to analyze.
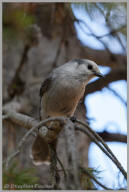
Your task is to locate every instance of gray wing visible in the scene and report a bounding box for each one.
[39,75,52,97]
[39,75,52,120]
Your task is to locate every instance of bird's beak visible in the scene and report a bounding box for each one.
[94,71,104,78]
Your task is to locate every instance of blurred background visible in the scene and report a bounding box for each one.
[2,2,127,190]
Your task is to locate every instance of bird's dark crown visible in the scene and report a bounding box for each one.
[71,59,85,65]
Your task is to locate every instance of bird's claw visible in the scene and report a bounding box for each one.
[70,116,76,122]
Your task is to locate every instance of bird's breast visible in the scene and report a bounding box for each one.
[41,78,85,118]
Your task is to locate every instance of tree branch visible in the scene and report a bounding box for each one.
[107,85,127,107]
[7,44,30,99]
[49,144,60,189]
[75,125,126,180]
[64,119,80,189]
[3,113,66,168]
[71,18,126,70]
[75,18,111,54]
[6,24,41,102]
[75,119,127,180]
[84,69,126,96]
[3,109,66,143]
[97,131,127,143]
[79,166,112,190]
[3,108,127,183]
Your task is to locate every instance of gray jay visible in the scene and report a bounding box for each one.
[31,59,103,165]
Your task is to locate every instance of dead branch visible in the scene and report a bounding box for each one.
[75,18,111,55]
[3,114,66,168]
[7,44,30,99]
[79,166,112,190]
[94,3,126,53]
[3,108,66,142]
[55,152,67,181]
[107,85,127,107]
[3,108,127,184]
[7,25,41,101]
[75,124,127,180]
[49,144,60,189]
[84,69,126,96]
[3,108,39,131]
[64,119,80,189]
[52,36,64,69]
[77,118,127,180]
[97,131,127,143]
[94,25,126,39]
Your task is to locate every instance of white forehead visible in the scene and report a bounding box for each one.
[83,59,98,66]
[70,59,98,68]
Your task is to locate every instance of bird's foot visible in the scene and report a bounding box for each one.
[70,116,77,122]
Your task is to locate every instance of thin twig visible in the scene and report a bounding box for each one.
[55,151,67,181]
[52,37,64,69]
[79,166,112,190]
[75,18,111,54]
[94,3,126,51]
[107,86,127,107]
[5,151,19,170]
[75,126,119,169]
[3,116,67,168]
[49,144,60,189]
[7,44,30,99]
[75,119,127,180]
[96,3,127,54]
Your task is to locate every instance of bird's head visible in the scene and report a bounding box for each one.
[54,59,104,83]
[72,59,104,82]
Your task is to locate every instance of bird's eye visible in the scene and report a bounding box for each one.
[88,64,93,70]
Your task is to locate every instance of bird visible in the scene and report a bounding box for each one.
[31,59,103,165]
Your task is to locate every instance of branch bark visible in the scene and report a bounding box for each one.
[3,111,66,142]
[3,107,127,183]
[64,120,80,189]
[107,85,127,107]
[79,166,112,190]
[97,131,127,143]
[84,69,126,96]
[75,119,127,180]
